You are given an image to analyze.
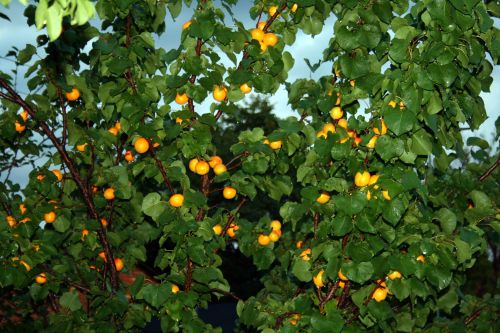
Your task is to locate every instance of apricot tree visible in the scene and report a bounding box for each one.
[0,0,499,332]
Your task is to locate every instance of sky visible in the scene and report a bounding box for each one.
[0,1,499,187]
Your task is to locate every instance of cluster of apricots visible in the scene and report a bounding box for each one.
[108,120,121,136]
[5,203,31,229]
[354,171,391,201]
[257,220,282,245]
[263,138,282,150]
[14,110,29,133]
[97,251,125,272]
[189,156,227,176]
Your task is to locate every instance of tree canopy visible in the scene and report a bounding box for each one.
[0,0,499,332]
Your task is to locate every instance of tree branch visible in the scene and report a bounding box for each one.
[57,87,68,146]
[221,198,247,237]
[0,78,119,291]
[479,157,499,181]
[150,149,174,193]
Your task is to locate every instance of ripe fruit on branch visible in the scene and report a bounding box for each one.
[373,118,388,135]
[134,137,150,154]
[240,83,252,94]
[337,118,348,129]
[291,3,298,12]
[368,174,379,186]
[258,234,271,246]
[175,92,188,105]
[35,273,47,284]
[416,255,425,263]
[251,28,264,41]
[76,143,88,152]
[182,20,192,30]
[223,186,237,199]
[388,100,397,108]
[372,287,388,302]
[114,258,124,271]
[313,270,324,288]
[103,188,115,200]
[209,156,223,168]
[269,230,280,242]
[213,85,227,102]
[268,140,282,150]
[387,271,402,280]
[268,6,278,16]
[189,158,199,172]
[195,160,210,175]
[51,169,63,181]
[124,150,134,162]
[382,190,391,201]
[171,284,180,294]
[65,88,80,101]
[354,171,371,187]
[213,164,227,175]
[330,106,343,120]
[108,127,119,136]
[366,135,378,149]
[270,220,281,231]
[338,269,348,281]
[15,121,25,132]
[212,224,222,235]
[323,123,335,133]
[300,248,311,261]
[44,211,56,223]
[169,194,184,207]
[263,32,278,46]
[6,215,16,228]
[316,192,330,204]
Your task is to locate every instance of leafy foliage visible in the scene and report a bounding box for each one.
[0,0,499,332]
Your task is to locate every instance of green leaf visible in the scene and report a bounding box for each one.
[342,261,374,283]
[382,199,406,226]
[142,192,168,221]
[411,129,433,155]
[335,192,368,215]
[53,216,70,232]
[375,136,404,161]
[137,284,169,308]
[454,237,472,264]
[435,208,457,234]
[469,190,492,209]
[331,214,354,236]
[59,291,82,311]
[384,109,416,136]
[46,3,63,41]
[292,259,312,282]
[436,288,458,314]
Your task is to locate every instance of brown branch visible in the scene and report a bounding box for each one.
[226,151,249,167]
[48,292,60,313]
[479,157,499,181]
[57,88,68,146]
[464,307,484,325]
[208,288,242,301]
[184,258,193,292]
[221,198,247,237]
[215,109,223,121]
[274,311,300,330]
[150,149,174,193]
[0,78,119,291]
[337,280,350,309]
[342,234,349,252]
[263,1,288,32]
[313,212,319,238]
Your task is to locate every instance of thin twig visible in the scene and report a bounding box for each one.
[479,157,499,181]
